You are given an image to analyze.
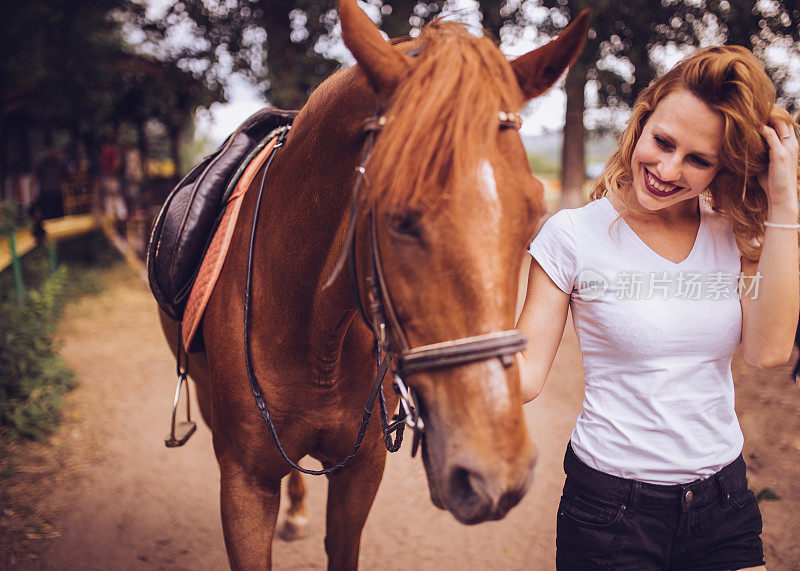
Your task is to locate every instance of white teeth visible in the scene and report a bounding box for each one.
[646,171,678,193]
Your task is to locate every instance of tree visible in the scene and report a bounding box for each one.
[0,0,135,180]
[689,1,800,111]
[110,54,221,178]
[151,0,691,207]
[154,1,515,109]
[148,0,799,208]
[0,0,217,193]
[154,0,339,109]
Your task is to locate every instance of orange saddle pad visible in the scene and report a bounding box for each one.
[182,137,279,351]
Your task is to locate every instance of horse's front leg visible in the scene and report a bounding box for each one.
[323,442,387,570]
[218,453,282,570]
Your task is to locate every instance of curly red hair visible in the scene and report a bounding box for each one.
[590,45,799,260]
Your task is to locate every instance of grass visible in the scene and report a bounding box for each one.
[528,153,560,180]
[0,230,120,441]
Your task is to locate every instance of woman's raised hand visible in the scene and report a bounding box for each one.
[758,110,799,213]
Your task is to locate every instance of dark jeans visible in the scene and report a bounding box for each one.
[556,444,764,570]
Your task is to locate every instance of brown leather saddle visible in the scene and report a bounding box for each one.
[147,107,297,322]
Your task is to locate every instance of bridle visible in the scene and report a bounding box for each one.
[243,109,528,475]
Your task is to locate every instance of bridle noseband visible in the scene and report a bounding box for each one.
[243,110,528,475]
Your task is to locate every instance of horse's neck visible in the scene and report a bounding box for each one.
[282,70,374,282]
[252,71,375,377]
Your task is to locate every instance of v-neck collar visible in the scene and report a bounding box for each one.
[602,196,705,266]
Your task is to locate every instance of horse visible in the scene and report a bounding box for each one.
[159,1,588,568]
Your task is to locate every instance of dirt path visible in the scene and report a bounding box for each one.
[3,264,800,569]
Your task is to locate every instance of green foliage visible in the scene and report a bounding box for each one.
[0,268,76,440]
[0,232,117,306]
[1,1,217,151]
[0,201,29,235]
[534,0,800,118]
[57,232,121,275]
[0,232,121,440]
[528,153,561,180]
[181,129,217,175]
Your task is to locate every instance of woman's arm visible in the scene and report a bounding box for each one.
[515,254,571,403]
[740,116,799,368]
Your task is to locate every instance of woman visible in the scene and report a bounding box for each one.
[516,45,799,569]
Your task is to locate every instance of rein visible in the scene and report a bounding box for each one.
[243,125,404,476]
[243,109,528,475]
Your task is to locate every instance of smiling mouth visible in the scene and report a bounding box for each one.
[643,168,682,197]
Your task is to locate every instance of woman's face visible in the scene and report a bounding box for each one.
[630,89,724,215]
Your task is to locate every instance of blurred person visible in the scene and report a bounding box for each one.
[517,46,799,569]
[64,142,80,176]
[33,147,65,220]
[100,135,127,222]
[122,142,144,216]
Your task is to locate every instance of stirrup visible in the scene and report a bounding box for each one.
[165,373,196,448]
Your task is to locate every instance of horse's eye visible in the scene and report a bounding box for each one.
[388,210,422,237]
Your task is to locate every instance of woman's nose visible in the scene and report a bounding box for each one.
[657,155,682,182]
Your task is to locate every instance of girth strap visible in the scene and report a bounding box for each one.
[398,330,527,376]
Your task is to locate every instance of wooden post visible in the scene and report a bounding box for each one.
[47,240,57,272]
[8,232,24,303]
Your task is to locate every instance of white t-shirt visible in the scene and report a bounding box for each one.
[530,196,744,485]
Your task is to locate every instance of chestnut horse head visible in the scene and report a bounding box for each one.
[336,0,588,523]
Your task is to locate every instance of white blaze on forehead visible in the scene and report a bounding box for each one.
[473,168,513,410]
[479,160,499,202]
[484,364,512,414]
[474,159,503,307]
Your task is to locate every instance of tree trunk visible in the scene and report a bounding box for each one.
[20,121,32,173]
[477,0,504,41]
[0,116,7,199]
[559,60,587,209]
[42,125,54,148]
[383,0,416,37]
[258,1,335,109]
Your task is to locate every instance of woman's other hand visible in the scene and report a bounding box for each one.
[758,110,799,212]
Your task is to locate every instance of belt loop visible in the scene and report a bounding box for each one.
[625,481,641,517]
[715,473,730,507]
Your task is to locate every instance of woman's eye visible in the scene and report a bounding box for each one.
[388,210,422,237]
[654,135,671,149]
[690,156,711,168]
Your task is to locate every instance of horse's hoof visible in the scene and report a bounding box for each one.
[278,514,309,541]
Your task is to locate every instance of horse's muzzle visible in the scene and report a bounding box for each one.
[442,453,536,524]
[419,403,537,524]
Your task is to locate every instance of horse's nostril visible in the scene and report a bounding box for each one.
[448,466,484,508]
[496,488,524,517]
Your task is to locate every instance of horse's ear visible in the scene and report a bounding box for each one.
[510,10,590,101]
[339,0,410,96]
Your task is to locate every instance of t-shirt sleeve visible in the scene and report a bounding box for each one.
[528,209,579,295]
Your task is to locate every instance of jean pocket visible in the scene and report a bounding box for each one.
[729,487,756,510]
[560,491,623,527]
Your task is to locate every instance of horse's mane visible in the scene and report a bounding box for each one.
[366,21,525,212]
